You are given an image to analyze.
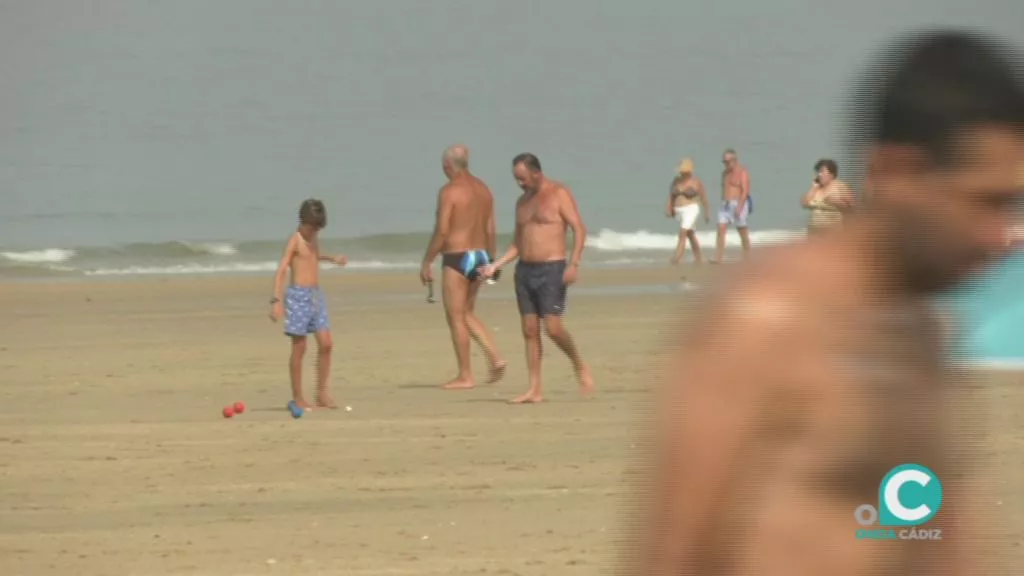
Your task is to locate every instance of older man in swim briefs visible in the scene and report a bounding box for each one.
[420,145,507,389]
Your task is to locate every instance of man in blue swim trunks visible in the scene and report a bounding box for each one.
[421,144,507,389]
[712,148,753,263]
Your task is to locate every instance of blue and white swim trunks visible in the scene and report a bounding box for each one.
[284,285,330,336]
[718,197,752,228]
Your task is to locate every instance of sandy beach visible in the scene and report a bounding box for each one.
[1,266,1022,575]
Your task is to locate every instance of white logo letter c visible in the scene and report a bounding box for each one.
[884,469,932,522]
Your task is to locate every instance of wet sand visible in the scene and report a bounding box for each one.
[1,266,1021,575]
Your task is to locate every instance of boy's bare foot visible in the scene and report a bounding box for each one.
[442,377,476,390]
[293,397,312,410]
[577,365,595,396]
[315,391,338,409]
[509,391,543,404]
[487,361,508,384]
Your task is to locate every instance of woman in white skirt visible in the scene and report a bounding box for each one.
[665,158,710,264]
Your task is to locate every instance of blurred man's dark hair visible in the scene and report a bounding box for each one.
[846,30,1024,176]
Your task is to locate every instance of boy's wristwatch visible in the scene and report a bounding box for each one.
[269,297,280,304]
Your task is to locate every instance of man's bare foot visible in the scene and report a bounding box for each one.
[509,391,543,404]
[487,361,508,384]
[577,365,595,396]
[315,391,338,409]
[442,377,476,390]
[293,397,312,410]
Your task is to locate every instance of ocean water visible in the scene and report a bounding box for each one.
[1,1,1020,279]
[0,228,805,277]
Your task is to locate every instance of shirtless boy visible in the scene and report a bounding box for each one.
[712,148,752,263]
[420,144,506,389]
[624,30,1024,576]
[481,153,594,403]
[269,199,348,411]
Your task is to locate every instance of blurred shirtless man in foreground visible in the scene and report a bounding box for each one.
[625,30,1024,576]
[482,153,594,403]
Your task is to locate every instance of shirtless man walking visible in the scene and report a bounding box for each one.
[624,30,1024,575]
[712,148,752,263]
[481,153,594,403]
[420,144,506,389]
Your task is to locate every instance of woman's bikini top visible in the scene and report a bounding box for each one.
[672,180,699,200]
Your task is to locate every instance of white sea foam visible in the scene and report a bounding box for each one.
[178,241,238,256]
[0,248,77,264]
[585,228,804,251]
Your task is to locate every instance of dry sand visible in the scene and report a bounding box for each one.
[1,266,1021,575]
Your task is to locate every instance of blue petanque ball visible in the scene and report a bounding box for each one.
[287,400,304,419]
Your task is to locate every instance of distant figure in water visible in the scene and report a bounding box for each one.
[801,158,856,236]
[665,158,710,265]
